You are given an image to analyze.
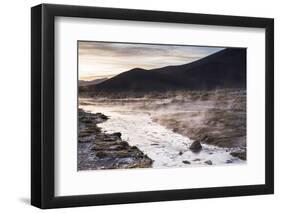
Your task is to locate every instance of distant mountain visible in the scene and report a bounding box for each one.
[79,78,108,86]
[80,48,246,93]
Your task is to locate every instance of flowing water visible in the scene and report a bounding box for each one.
[80,100,244,168]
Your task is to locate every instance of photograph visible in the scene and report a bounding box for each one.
[78,41,247,171]
[30,3,274,209]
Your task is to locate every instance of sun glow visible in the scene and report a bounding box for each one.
[78,41,223,81]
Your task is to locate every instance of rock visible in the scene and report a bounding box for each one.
[102,134,121,141]
[127,158,154,168]
[151,143,159,146]
[100,132,122,142]
[82,119,92,124]
[96,113,108,120]
[78,108,153,170]
[179,151,183,155]
[182,160,191,164]
[189,140,202,152]
[226,160,233,164]
[95,151,110,158]
[91,141,128,151]
[204,160,212,165]
[78,137,92,143]
[95,150,129,158]
[193,158,201,161]
[230,151,246,160]
[79,131,92,137]
[130,145,138,150]
[102,137,116,142]
[112,132,122,138]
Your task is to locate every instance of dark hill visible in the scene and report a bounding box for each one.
[81,48,246,93]
[79,78,108,86]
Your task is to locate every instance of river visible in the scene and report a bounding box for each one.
[80,99,244,168]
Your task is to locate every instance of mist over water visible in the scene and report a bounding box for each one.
[80,94,245,168]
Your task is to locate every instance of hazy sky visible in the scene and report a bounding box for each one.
[78,41,223,81]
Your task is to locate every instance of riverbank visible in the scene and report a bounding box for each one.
[151,90,246,160]
[80,89,246,161]
[78,109,153,170]
[80,98,245,168]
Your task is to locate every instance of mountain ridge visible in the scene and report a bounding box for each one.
[80,48,246,94]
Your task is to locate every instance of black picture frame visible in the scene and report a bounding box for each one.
[31,3,274,209]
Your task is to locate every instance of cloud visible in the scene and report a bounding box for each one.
[78,41,223,80]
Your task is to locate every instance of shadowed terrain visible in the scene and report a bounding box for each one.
[80,48,246,94]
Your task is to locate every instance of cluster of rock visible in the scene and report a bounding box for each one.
[187,140,213,165]
[187,139,246,164]
[78,108,153,170]
[230,150,246,160]
[198,135,246,161]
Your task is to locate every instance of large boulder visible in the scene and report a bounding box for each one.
[189,140,202,152]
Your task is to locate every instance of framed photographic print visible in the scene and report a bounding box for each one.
[31,3,274,209]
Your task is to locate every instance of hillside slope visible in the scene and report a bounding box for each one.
[80,48,246,93]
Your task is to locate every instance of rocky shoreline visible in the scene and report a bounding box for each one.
[78,108,153,170]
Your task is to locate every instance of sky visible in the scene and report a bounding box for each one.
[78,41,223,81]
